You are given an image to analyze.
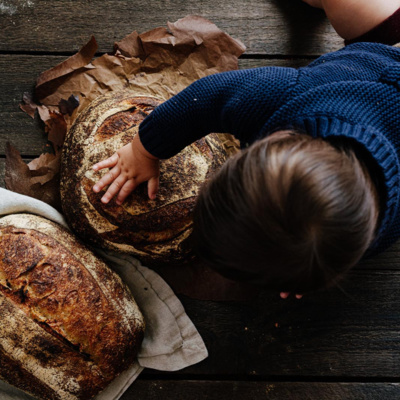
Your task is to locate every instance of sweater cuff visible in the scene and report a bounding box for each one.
[345,7,400,46]
[139,113,186,160]
[138,114,163,159]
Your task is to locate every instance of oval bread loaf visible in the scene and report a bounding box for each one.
[0,213,145,400]
[60,91,234,265]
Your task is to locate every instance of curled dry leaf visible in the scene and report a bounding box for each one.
[5,143,62,211]
[18,36,96,150]
[46,111,68,149]
[114,31,144,58]
[32,106,68,150]
[20,16,246,145]
[35,36,98,101]
[32,15,245,127]
[59,94,80,116]
[19,92,37,118]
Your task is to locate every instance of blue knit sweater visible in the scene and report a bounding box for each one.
[139,43,400,254]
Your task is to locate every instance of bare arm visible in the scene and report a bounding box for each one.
[303,0,400,40]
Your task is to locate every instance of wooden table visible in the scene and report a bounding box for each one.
[1,1,400,399]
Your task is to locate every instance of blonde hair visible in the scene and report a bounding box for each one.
[193,131,379,293]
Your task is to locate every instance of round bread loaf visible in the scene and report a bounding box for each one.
[60,91,234,265]
[0,213,144,400]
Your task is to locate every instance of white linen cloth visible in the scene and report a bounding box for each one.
[0,188,208,399]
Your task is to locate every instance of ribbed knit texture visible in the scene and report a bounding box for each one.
[139,42,400,254]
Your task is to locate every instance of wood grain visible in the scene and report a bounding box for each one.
[174,269,400,377]
[1,1,400,398]
[0,0,343,55]
[123,380,400,400]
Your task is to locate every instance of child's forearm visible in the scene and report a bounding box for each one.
[320,0,400,40]
[138,74,230,159]
[139,67,298,159]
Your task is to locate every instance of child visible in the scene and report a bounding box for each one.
[92,0,400,297]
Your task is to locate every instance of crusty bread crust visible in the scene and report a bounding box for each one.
[0,213,144,400]
[60,91,231,265]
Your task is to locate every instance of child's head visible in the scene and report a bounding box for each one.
[193,131,379,293]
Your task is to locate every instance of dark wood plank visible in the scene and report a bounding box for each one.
[0,159,5,187]
[172,270,400,377]
[358,246,400,270]
[0,55,65,155]
[0,112,47,155]
[0,55,64,110]
[3,1,400,397]
[0,55,313,155]
[122,380,400,400]
[240,57,314,69]
[0,0,343,55]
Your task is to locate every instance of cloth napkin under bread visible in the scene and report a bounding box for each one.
[0,188,208,400]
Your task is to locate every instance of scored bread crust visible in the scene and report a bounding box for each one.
[60,91,232,265]
[0,213,145,400]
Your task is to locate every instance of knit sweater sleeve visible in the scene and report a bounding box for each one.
[139,67,298,159]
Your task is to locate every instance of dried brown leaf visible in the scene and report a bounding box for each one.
[28,152,61,181]
[36,105,51,122]
[35,36,98,101]
[5,143,31,193]
[5,143,62,211]
[35,16,246,124]
[59,94,80,115]
[140,16,246,76]
[19,92,38,118]
[25,103,67,149]
[114,31,144,58]
[45,112,68,149]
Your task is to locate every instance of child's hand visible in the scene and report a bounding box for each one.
[92,135,160,205]
[280,292,303,300]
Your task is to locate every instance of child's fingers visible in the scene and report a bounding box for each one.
[116,179,138,205]
[280,292,303,299]
[147,176,159,200]
[100,174,127,204]
[93,165,121,193]
[92,153,119,171]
